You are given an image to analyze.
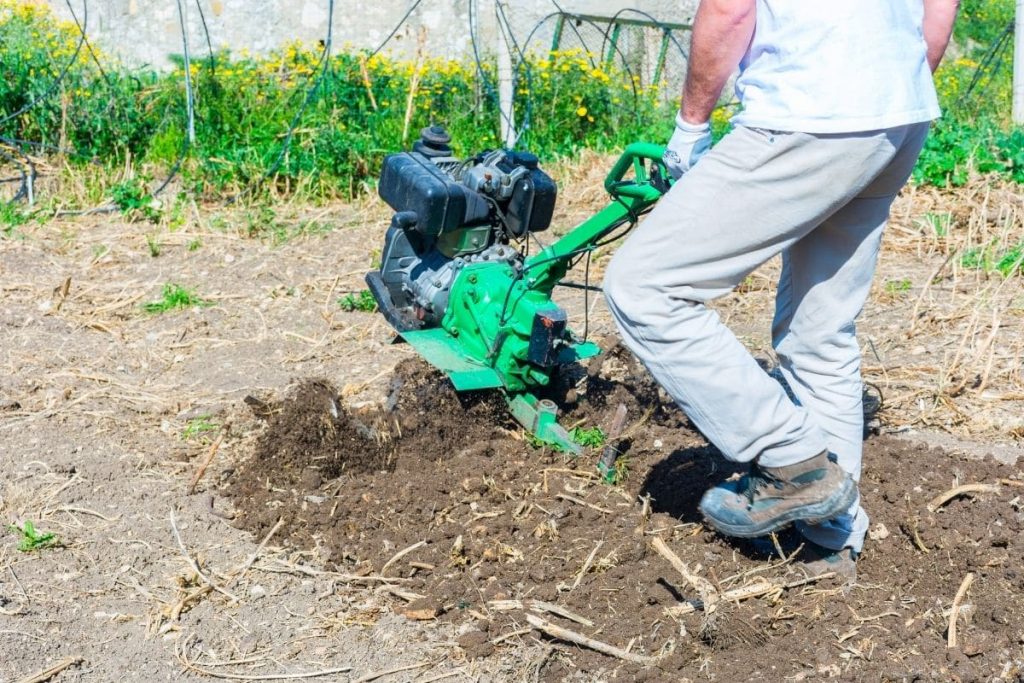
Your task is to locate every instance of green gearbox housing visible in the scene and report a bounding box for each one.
[366,127,669,454]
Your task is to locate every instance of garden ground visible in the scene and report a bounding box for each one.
[2,154,1023,681]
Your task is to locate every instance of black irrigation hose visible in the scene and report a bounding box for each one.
[226,0,336,203]
[956,20,1015,107]
[149,0,219,201]
[546,0,596,68]
[368,0,424,59]
[194,0,217,76]
[63,0,110,86]
[0,147,35,204]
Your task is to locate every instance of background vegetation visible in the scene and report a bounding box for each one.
[0,0,1020,210]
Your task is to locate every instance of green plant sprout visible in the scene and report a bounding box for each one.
[182,415,219,440]
[338,290,378,313]
[9,520,59,552]
[884,279,913,296]
[145,233,161,257]
[111,178,162,222]
[142,283,212,314]
[570,426,607,448]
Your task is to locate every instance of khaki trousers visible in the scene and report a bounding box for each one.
[603,122,929,551]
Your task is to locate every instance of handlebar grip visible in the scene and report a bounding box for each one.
[604,143,670,200]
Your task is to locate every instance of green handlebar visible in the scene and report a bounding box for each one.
[604,142,670,201]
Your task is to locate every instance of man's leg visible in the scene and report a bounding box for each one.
[604,124,917,468]
[773,122,931,553]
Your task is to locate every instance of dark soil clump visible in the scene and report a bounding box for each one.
[225,355,1024,681]
[237,379,396,489]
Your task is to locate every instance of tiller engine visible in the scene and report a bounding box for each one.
[366,126,669,454]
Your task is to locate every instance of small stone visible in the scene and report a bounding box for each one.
[401,598,442,621]
[249,585,266,599]
[654,439,664,449]
[962,629,992,657]
[300,468,322,489]
[868,523,891,541]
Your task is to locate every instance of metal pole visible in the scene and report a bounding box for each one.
[496,1,517,147]
[1014,0,1024,124]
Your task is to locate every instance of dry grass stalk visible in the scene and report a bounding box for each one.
[230,518,284,585]
[488,599,594,627]
[525,614,663,666]
[353,661,430,682]
[571,541,603,592]
[15,656,83,683]
[947,572,976,649]
[554,493,612,514]
[169,509,240,604]
[927,483,1002,512]
[187,422,230,494]
[665,572,836,617]
[652,537,720,613]
[380,540,428,576]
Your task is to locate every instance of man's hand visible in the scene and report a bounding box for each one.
[664,114,713,179]
[923,0,960,72]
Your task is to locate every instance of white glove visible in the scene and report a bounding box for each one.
[663,113,712,180]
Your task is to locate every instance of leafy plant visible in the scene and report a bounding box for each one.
[0,202,28,232]
[182,415,219,440]
[8,520,59,552]
[570,426,606,448]
[111,177,162,222]
[142,283,211,314]
[884,279,913,296]
[338,290,378,312]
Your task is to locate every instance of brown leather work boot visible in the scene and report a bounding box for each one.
[698,451,858,539]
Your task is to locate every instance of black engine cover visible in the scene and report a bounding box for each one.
[378,152,490,237]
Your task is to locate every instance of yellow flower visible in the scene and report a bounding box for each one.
[576,106,588,117]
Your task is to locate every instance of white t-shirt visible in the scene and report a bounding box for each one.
[731,0,941,133]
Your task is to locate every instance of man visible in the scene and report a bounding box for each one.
[603,0,959,580]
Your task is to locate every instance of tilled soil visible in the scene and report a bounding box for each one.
[227,350,1024,682]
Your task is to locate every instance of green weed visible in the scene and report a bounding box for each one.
[0,202,28,231]
[111,178,162,222]
[884,279,913,296]
[960,242,1024,277]
[995,243,1024,277]
[338,290,378,313]
[918,212,951,237]
[187,237,202,251]
[145,233,161,257]
[142,283,212,314]
[182,415,219,440]
[8,520,59,552]
[603,455,631,485]
[570,426,606,448]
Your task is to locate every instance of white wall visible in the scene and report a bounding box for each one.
[45,0,697,70]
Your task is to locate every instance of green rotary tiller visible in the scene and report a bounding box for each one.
[366,126,670,454]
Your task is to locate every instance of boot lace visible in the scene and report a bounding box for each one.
[744,465,782,505]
